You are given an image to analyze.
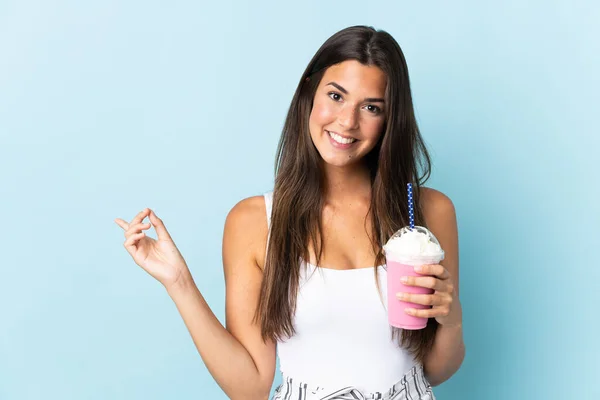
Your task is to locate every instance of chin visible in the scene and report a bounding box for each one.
[319,153,364,168]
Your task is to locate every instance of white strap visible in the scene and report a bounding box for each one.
[263,191,273,228]
[263,191,274,254]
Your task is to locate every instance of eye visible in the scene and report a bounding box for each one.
[327,92,342,102]
[365,104,382,114]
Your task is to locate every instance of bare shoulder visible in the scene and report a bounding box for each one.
[223,195,269,270]
[420,186,456,223]
[226,195,267,228]
[420,186,460,288]
[419,186,458,253]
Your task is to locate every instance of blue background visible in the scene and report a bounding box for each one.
[1,1,598,399]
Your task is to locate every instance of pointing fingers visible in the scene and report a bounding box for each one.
[114,208,151,232]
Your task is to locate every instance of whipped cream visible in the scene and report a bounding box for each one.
[383,226,444,264]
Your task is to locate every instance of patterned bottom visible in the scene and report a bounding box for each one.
[272,364,436,400]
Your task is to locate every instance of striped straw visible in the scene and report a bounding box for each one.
[407,183,414,230]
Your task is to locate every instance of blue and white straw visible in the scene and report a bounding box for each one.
[407,183,414,230]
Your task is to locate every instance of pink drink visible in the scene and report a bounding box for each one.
[384,226,444,330]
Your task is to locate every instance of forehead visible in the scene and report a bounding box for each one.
[320,60,387,95]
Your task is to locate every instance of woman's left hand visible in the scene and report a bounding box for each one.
[396,264,462,326]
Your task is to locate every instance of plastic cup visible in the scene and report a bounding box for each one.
[384,226,445,330]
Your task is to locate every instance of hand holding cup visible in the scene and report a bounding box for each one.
[396,263,459,326]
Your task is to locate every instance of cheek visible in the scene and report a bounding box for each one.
[310,98,336,126]
[363,118,385,140]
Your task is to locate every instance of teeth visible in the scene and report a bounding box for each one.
[327,131,356,145]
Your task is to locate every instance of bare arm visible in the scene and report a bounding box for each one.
[421,188,466,386]
[166,197,276,399]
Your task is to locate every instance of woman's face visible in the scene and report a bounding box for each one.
[308,60,387,168]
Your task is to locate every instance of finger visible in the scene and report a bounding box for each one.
[396,292,447,306]
[124,222,151,238]
[131,208,151,226]
[114,218,130,231]
[148,210,172,241]
[405,305,450,319]
[415,264,450,280]
[124,232,146,251]
[401,275,445,291]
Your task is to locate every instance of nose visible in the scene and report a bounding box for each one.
[337,104,359,130]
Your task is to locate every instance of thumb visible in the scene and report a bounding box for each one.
[149,210,173,241]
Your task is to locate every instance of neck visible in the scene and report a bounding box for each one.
[322,161,372,205]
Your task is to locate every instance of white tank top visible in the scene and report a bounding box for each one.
[263,192,417,394]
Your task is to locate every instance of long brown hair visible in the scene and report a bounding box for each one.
[254,25,436,364]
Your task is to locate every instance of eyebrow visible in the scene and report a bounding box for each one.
[326,81,385,103]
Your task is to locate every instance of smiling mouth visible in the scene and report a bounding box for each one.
[326,130,357,144]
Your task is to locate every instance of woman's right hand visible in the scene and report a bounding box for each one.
[115,208,190,290]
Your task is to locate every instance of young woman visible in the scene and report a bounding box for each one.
[115,25,465,400]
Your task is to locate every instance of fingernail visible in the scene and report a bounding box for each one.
[400,276,408,283]
[396,292,404,299]
[414,265,423,272]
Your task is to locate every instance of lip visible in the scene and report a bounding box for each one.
[326,130,358,150]
[326,130,356,140]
